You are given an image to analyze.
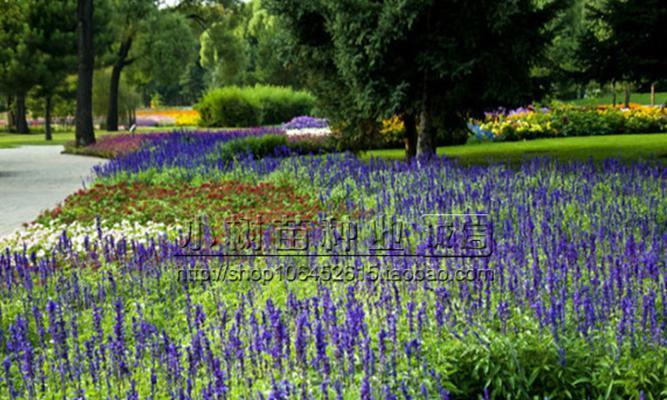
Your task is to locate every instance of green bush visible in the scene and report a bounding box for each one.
[247,85,315,125]
[287,134,339,154]
[197,85,315,127]
[215,134,289,161]
[211,134,339,164]
[421,325,667,399]
[196,87,261,128]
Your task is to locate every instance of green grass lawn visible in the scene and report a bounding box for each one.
[0,126,192,149]
[5,127,666,165]
[363,133,667,164]
[0,131,75,148]
[566,91,666,106]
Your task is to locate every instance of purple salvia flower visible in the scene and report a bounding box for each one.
[295,311,308,367]
[314,320,330,375]
[360,375,372,400]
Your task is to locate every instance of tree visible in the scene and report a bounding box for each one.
[76,0,96,146]
[266,0,563,157]
[129,11,196,95]
[105,0,156,131]
[28,0,77,140]
[199,7,249,86]
[532,0,589,100]
[93,69,141,125]
[0,0,35,133]
[579,0,666,106]
[244,0,304,87]
[179,50,208,104]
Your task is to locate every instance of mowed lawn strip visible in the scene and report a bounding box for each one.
[566,91,667,106]
[0,126,259,149]
[0,127,191,149]
[363,133,667,164]
[0,131,75,148]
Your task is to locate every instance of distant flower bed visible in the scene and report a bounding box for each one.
[136,108,200,126]
[282,115,329,129]
[282,116,331,137]
[63,132,168,158]
[469,104,666,142]
[80,133,157,157]
[64,128,282,160]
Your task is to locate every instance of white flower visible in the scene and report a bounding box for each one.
[285,127,332,137]
[0,219,182,256]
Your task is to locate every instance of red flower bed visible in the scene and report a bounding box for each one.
[39,181,322,230]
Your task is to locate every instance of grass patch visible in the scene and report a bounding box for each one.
[0,126,192,149]
[0,131,74,148]
[362,133,667,164]
[565,91,667,106]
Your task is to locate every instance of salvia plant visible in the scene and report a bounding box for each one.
[0,129,666,399]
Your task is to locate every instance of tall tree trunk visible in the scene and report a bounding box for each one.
[623,83,631,108]
[106,37,133,132]
[15,94,29,134]
[402,112,417,160]
[45,96,53,141]
[76,0,95,147]
[611,81,616,106]
[416,6,435,157]
[7,96,16,133]
[107,64,122,131]
[650,83,656,106]
[417,94,435,157]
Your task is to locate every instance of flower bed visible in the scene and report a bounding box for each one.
[470,104,667,142]
[136,108,200,126]
[64,133,163,158]
[282,115,332,137]
[1,126,666,398]
[36,180,321,233]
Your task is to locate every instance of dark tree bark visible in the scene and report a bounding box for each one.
[650,83,656,106]
[107,64,122,131]
[611,81,616,106]
[416,6,435,157]
[402,112,417,160]
[417,96,435,157]
[45,96,53,141]
[417,63,436,157]
[7,96,16,133]
[15,94,30,134]
[106,37,134,132]
[75,0,95,147]
[623,83,631,108]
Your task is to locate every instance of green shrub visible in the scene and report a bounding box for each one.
[211,133,340,164]
[422,325,667,399]
[196,87,261,128]
[247,85,315,125]
[287,134,339,154]
[215,134,289,162]
[197,85,315,127]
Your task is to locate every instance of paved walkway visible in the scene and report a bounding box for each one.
[0,146,103,236]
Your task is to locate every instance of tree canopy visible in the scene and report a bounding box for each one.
[266,0,565,156]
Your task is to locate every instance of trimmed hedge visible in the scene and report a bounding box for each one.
[211,134,338,163]
[197,85,315,128]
